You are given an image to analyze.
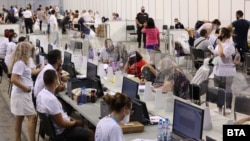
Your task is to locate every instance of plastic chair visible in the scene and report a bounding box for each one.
[234,95,250,120]
[126,25,137,41]
[206,87,226,116]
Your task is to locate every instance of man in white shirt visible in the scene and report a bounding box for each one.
[48,10,58,45]
[36,69,93,141]
[22,6,33,34]
[34,49,63,98]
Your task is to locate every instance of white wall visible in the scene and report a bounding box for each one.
[63,0,250,28]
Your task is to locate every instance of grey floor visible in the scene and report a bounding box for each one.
[1,29,250,141]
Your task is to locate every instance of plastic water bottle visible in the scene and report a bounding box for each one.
[78,87,87,105]
[157,119,163,141]
[163,118,170,141]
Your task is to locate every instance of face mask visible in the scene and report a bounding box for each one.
[141,9,145,13]
[106,45,114,53]
[120,112,130,124]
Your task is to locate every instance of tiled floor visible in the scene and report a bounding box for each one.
[1,30,250,141]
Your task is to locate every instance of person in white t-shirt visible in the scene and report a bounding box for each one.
[48,9,58,45]
[22,6,33,34]
[0,32,9,56]
[4,32,17,66]
[36,69,94,141]
[196,19,221,38]
[95,93,133,141]
[8,42,37,141]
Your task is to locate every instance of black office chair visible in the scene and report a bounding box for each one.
[37,112,66,141]
[234,95,250,120]
[62,62,77,79]
[206,87,226,116]
[170,25,175,29]
[162,25,168,35]
[73,41,83,53]
[193,49,205,70]
[126,25,137,41]
[189,84,204,105]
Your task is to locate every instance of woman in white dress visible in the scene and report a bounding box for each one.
[8,42,37,141]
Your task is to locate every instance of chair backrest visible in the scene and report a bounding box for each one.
[189,84,201,101]
[162,25,168,30]
[170,25,175,29]
[234,95,250,119]
[194,49,205,60]
[37,112,56,140]
[206,87,226,107]
[126,25,135,31]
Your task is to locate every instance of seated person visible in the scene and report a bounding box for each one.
[78,15,90,36]
[99,38,119,64]
[194,29,213,57]
[174,18,184,29]
[61,12,70,34]
[143,58,190,99]
[124,51,147,78]
[36,70,94,141]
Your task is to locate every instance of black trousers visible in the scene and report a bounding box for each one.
[39,20,42,31]
[57,126,91,141]
[235,41,249,62]
[24,18,33,34]
[137,26,146,47]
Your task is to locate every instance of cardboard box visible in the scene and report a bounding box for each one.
[119,121,144,134]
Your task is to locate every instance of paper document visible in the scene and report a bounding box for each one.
[149,116,165,123]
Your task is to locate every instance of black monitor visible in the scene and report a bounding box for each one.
[172,99,204,141]
[86,62,97,78]
[130,99,150,125]
[63,51,72,65]
[91,77,104,98]
[36,39,40,47]
[48,44,53,53]
[121,77,139,100]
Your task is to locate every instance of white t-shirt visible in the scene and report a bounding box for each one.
[36,88,70,135]
[34,64,55,97]
[22,10,32,18]
[4,42,17,66]
[95,117,125,141]
[197,23,212,34]
[0,37,9,55]
[12,60,33,93]
[14,7,18,17]
[49,14,58,32]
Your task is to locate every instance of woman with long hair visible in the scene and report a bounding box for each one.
[142,17,160,50]
[8,42,37,141]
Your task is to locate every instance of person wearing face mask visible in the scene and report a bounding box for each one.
[136,6,148,48]
[211,27,236,113]
[36,70,94,141]
[8,42,37,141]
[228,10,250,63]
[174,18,184,29]
[99,38,119,64]
[95,92,132,141]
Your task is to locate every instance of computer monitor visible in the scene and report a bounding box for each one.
[36,39,40,47]
[121,77,139,100]
[48,44,53,53]
[130,99,150,125]
[91,77,104,98]
[63,51,72,65]
[172,99,204,141]
[86,62,97,78]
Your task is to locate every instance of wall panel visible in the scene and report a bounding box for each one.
[197,0,208,20]
[99,0,104,17]
[136,0,143,14]
[188,0,198,28]
[208,0,219,20]
[164,0,172,25]
[245,1,250,20]
[232,0,244,22]
[116,0,122,19]
[148,0,156,19]
[179,0,188,27]
[171,0,180,25]
[155,0,163,20]
[219,0,231,26]
[121,0,126,20]
[142,0,149,15]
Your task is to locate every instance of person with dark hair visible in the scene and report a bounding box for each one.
[124,51,147,78]
[228,10,250,62]
[194,29,212,57]
[34,49,63,98]
[211,27,236,113]
[62,12,70,34]
[142,17,160,51]
[95,93,132,141]
[196,19,221,38]
[23,6,34,34]
[174,18,184,29]
[136,6,148,48]
[36,69,94,141]
[4,32,18,66]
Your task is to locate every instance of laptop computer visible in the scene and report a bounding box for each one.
[171,99,204,141]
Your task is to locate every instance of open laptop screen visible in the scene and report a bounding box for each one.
[121,77,139,100]
[173,99,204,140]
[87,62,97,78]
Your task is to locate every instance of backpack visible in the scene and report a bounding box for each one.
[195,20,204,30]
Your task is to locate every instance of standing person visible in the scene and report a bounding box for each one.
[22,6,33,34]
[8,42,37,141]
[95,93,132,141]
[36,7,45,31]
[48,10,58,45]
[135,6,148,48]
[229,10,250,62]
[141,17,160,51]
[212,27,236,112]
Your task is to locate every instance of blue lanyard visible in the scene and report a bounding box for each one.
[109,114,119,124]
